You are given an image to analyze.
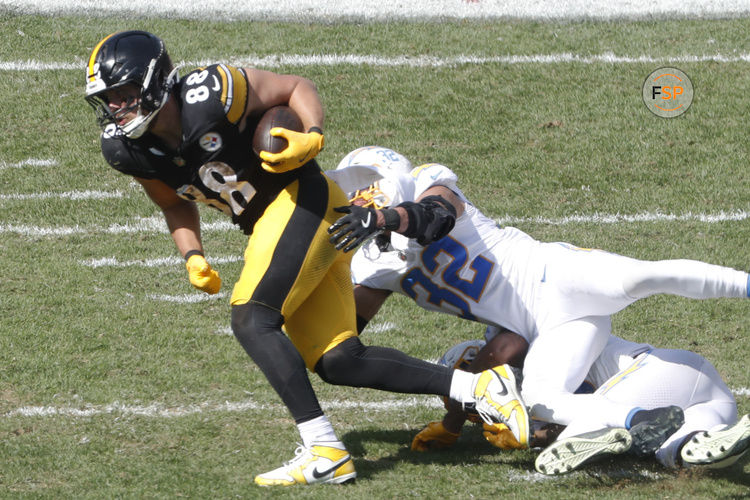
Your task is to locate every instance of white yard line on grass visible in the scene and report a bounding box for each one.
[2,0,749,21]
[3,210,747,238]
[496,210,750,226]
[0,158,56,169]
[80,255,243,268]
[0,216,234,237]
[3,396,443,418]
[4,387,747,419]
[146,292,229,303]
[0,190,123,201]
[6,53,750,72]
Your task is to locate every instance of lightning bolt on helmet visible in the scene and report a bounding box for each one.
[85,30,178,139]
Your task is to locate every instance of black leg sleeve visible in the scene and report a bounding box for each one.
[231,301,324,424]
[315,337,453,396]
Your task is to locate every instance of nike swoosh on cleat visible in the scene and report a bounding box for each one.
[361,212,372,227]
[490,369,509,397]
[311,456,351,479]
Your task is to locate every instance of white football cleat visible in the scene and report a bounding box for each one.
[254,442,356,487]
[470,364,530,448]
[535,427,633,475]
[681,414,750,469]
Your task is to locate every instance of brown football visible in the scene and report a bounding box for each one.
[252,105,304,157]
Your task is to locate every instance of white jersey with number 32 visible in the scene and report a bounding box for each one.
[350,162,545,343]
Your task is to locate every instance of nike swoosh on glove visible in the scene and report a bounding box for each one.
[259,127,324,173]
[411,421,460,451]
[327,205,379,252]
[186,254,221,294]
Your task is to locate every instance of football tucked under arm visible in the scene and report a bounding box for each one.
[252,106,303,158]
[252,105,324,173]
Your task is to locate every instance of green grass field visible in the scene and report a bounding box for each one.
[0,11,748,499]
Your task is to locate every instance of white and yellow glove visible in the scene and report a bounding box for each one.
[260,127,324,173]
[482,422,527,450]
[185,253,221,294]
[411,421,460,451]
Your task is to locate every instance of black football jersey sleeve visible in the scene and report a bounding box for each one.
[99,63,320,235]
[177,64,249,164]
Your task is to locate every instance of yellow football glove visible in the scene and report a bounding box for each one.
[482,422,527,450]
[411,421,459,452]
[260,127,324,173]
[185,254,221,294]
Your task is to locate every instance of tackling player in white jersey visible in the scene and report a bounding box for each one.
[326,146,750,465]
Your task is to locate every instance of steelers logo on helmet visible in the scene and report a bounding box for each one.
[438,340,486,371]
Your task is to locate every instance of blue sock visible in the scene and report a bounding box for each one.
[625,407,644,430]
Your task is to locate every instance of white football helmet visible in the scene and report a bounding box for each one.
[328,146,412,189]
[327,146,415,209]
[438,340,486,371]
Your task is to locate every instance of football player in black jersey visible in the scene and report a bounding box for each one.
[85,30,528,487]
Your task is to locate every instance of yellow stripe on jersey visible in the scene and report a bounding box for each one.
[88,32,117,81]
[597,350,651,396]
[216,64,248,125]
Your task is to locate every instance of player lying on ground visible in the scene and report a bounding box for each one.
[326,146,749,455]
[416,327,750,474]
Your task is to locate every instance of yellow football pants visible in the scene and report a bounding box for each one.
[231,172,357,370]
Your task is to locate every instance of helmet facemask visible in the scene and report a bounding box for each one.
[348,182,391,209]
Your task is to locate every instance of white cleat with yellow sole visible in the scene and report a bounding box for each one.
[681,414,750,469]
[254,442,356,487]
[535,427,633,475]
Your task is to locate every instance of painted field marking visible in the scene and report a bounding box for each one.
[0,158,56,169]
[147,292,229,303]
[3,210,746,238]
[4,387,747,419]
[4,0,749,21]
[5,53,750,72]
[0,190,123,201]
[80,255,243,268]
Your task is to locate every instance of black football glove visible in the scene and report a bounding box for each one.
[328,205,380,252]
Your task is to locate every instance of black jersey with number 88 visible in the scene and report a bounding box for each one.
[100,63,319,235]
